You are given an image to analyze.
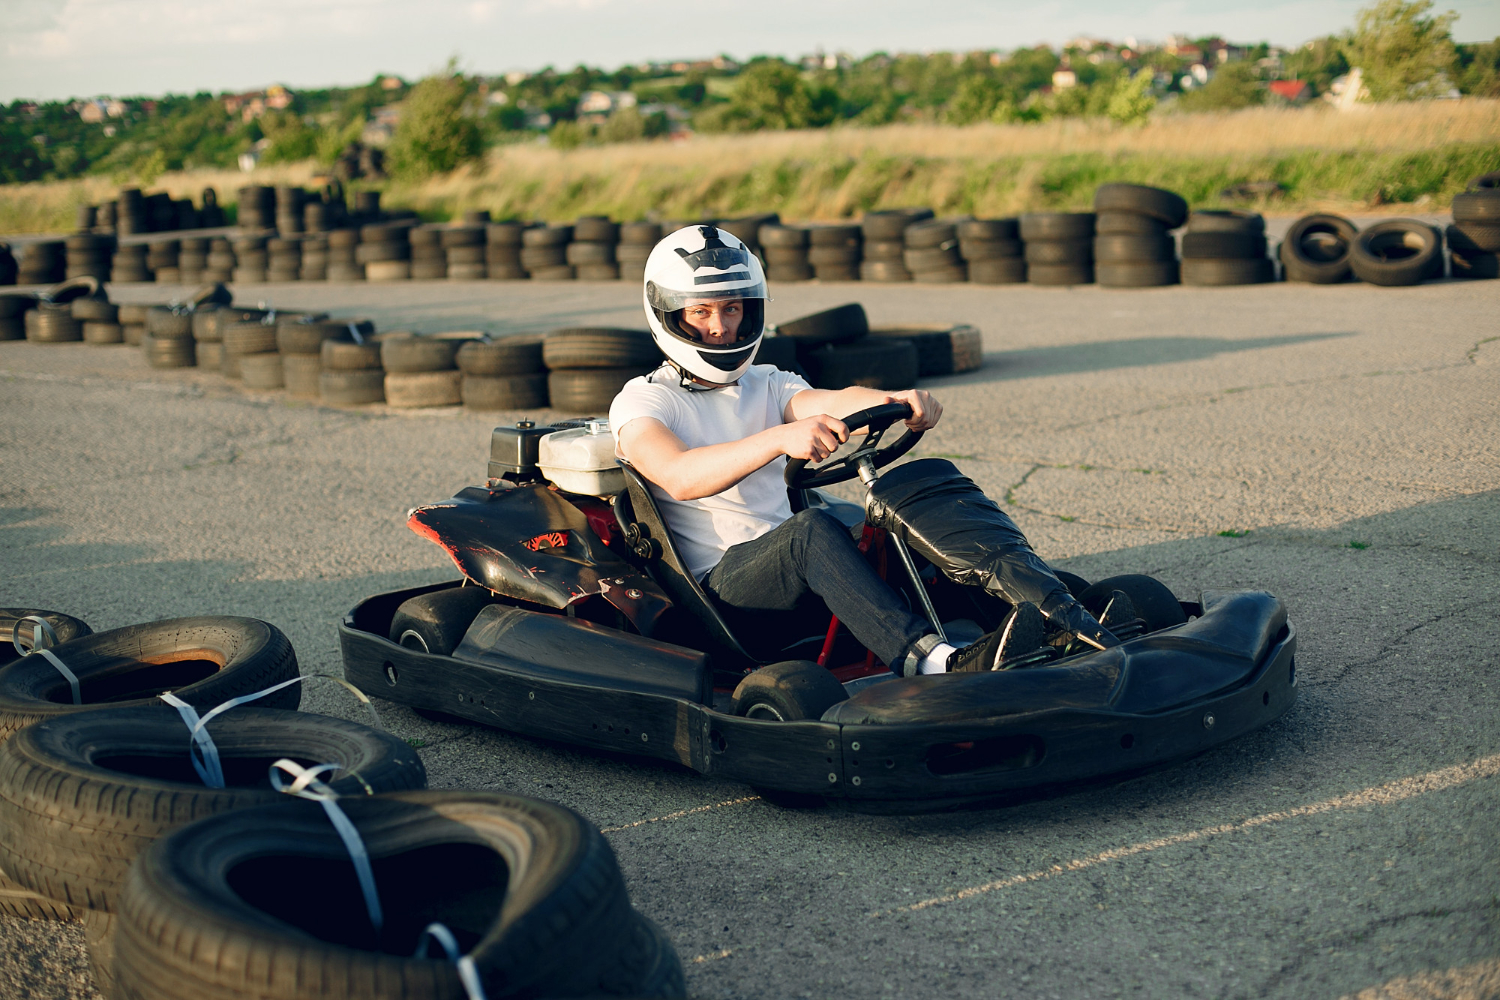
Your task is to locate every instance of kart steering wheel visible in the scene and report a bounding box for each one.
[784,401,924,490]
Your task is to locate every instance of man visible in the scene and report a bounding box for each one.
[610,225,1118,676]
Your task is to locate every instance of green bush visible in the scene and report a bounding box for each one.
[1343,0,1458,100]
[388,69,484,179]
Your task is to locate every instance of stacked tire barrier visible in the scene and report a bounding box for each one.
[274,186,304,235]
[410,227,447,280]
[381,331,471,407]
[486,222,527,280]
[959,218,1025,285]
[109,244,150,283]
[320,332,387,405]
[1091,184,1188,288]
[118,302,151,345]
[65,233,113,281]
[1349,219,1446,286]
[775,303,917,389]
[443,225,488,280]
[1021,212,1096,285]
[360,223,413,282]
[1182,211,1275,286]
[1448,179,1500,279]
[327,227,362,282]
[237,186,275,231]
[617,222,662,282]
[76,295,122,345]
[299,234,328,281]
[860,209,933,282]
[459,335,549,411]
[904,219,967,283]
[279,316,367,398]
[146,304,197,368]
[1279,215,1359,283]
[0,292,30,340]
[760,224,812,282]
[543,328,662,412]
[808,225,863,282]
[148,239,181,284]
[568,216,621,281]
[231,235,266,284]
[18,242,65,285]
[523,225,575,281]
[266,238,302,283]
[178,237,208,284]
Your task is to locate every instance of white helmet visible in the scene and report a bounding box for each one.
[643,225,767,387]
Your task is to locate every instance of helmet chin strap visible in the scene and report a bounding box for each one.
[667,359,736,391]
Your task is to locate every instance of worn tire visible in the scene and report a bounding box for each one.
[1024,240,1092,265]
[319,368,386,405]
[0,706,425,913]
[0,609,92,666]
[1451,189,1500,223]
[1096,260,1180,287]
[1093,233,1176,263]
[282,353,321,398]
[868,324,982,376]
[548,367,653,413]
[522,225,574,247]
[239,352,284,390]
[385,370,462,408]
[1349,220,1441,286]
[1079,574,1187,633]
[381,335,469,373]
[1027,262,1094,286]
[457,336,545,376]
[542,328,660,370]
[462,373,549,411]
[1095,213,1172,236]
[82,321,124,344]
[732,660,848,721]
[1445,222,1500,254]
[1020,213,1096,242]
[1186,210,1265,235]
[861,209,933,241]
[143,333,196,368]
[800,338,918,391]
[1449,249,1500,280]
[322,338,383,371]
[1279,214,1358,284]
[0,616,299,740]
[859,260,911,282]
[957,218,1018,242]
[1180,258,1275,286]
[967,258,1027,284]
[222,320,278,356]
[277,317,366,355]
[1181,232,1268,259]
[114,790,641,1000]
[71,299,117,323]
[1092,184,1188,228]
[774,303,868,346]
[145,306,193,339]
[365,260,411,282]
[389,587,499,656]
[30,305,82,343]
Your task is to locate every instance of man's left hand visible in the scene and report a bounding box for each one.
[885,389,943,431]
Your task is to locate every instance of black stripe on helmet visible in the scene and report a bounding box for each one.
[697,343,757,371]
[693,269,750,286]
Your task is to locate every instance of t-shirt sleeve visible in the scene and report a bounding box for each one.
[609,376,679,451]
[767,366,812,419]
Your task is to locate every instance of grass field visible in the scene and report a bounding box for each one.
[3,100,1498,235]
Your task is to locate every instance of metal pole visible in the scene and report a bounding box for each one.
[858,457,947,644]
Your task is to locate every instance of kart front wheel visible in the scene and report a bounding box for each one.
[732,660,848,722]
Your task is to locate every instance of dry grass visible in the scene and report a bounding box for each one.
[3,100,1497,236]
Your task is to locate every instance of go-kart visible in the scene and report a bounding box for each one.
[340,404,1296,804]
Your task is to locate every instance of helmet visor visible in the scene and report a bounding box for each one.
[647,276,767,314]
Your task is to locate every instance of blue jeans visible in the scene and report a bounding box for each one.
[702,508,930,669]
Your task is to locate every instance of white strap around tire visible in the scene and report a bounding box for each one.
[31,648,81,705]
[414,922,489,1000]
[270,759,384,934]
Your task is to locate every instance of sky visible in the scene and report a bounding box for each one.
[4,0,1498,103]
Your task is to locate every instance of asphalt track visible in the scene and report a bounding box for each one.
[1,266,1497,999]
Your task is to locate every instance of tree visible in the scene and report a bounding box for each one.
[943,75,1006,125]
[1106,71,1157,125]
[1455,37,1500,96]
[1342,0,1458,100]
[1283,36,1351,94]
[1177,61,1265,111]
[388,66,484,179]
[696,61,835,132]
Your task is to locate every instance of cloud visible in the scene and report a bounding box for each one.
[10,0,66,32]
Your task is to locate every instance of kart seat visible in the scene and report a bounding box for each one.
[614,463,756,668]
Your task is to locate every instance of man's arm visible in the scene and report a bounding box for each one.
[617,414,850,501]
[785,386,943,431]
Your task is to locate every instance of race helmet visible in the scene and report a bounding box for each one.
[643,225,768,387]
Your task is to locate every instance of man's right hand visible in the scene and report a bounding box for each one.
[779,414,849,462]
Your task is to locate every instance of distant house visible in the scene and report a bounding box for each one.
[577,90,638,125]
[265,85,293,110]
[1268,80,1311,105]
[1052,68,1078,90]
[379,75,404,91]
[223,87,293,122]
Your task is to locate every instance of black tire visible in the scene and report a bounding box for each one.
[807,246,861,266]
[0,608,92,667]
[1095,212,1171,236]
[30,305,82,343]
[0,706,425,913]
[389,587,499,656]
[594,911,686,998]
[71,299,117,322]
[82,321,124,344]
[522,225,574,247]
[1024,239,1092,265]
[800,338,918,391]
[1349,220,1441,286]
[752,336,804,374]
[1092,184,1188,228]
[911,265,968,284]
[861,208,933,241]
[1180,257,1276,286]
[240,352,284,389]
[774,303,868,345]
[566,242,616,265]
[144,333,196,368]
[385,371,462,408]
[957,218,1018,241]
[1052,570,1091,600]
[1078,574,1187,633]
[1446,222,1500,253]
[1187,210,1265,235]
[1449,249,1500,280]
[382,335,462,373]
[1028,263,1094,285]
[114,790,638,1000]
[733,660,848,721]
[0,293,37,320]
[903,246,962,270]
[1469,171,1500,192]
[0,616,299,740]
[322,338,383,370]
[807,224,861,248]
[542,328,660,369]
[1451,189,1500,223]
[1096,260,1180,287]
[42,275,102,304]
[1019,213,1096,242]
[145,306,193,339]
[222,320,278,356]
[1279,214,1358,284]
[868,324,982,376]
[457,336,545,375]
[859,260,912,282]
[968,257,1027,284]
[959,238,1023,261]
[547,367,653,412]
[904,221,958,248]
[282,353,321,397]
[320,369,386,405]
[1181,232,1268,259]
[277,318,364,355]
[463,373,549,410]
[1093,233,1176,262]
[619,221,663,245]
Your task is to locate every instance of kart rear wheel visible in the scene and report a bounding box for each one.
[1079,575,1187,633]
[732,660,848,722]
[389,586,498,656]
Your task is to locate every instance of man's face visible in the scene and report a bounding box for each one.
[681,299,743,346]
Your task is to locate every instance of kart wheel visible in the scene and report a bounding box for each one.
[1052,570,1091,600]
[390,586,498,656]
[1078,575,1187,633]
[732,660,848,722]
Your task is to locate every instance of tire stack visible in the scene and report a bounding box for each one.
[716,213,778,267]
[143,305,195,367]
[264,238,300,283]
[75,205,97,232]
[382,332,470,408]
[1349,219,1445,286]
[117,302,152,346]
[321,332,387,405]
[177,237,208,284]
[236,186,274,231]
[808,225,862,282]
[543,328,662,412]
[1447,178,1500,280]
[760,224,812,282]
[1279,215,1359,284]
[232,235,267,284]
[278,316,366,398]
[459,335,549,410]
[1091,184,1188,288]
[903,220,967,284]
[360,223,412,282]
[203,238,235,283]
[522,225,575,281]
[1181,211,1275,286]
[18,242,65,285]
[222,316,280,380]
[0,294,32,340]
[410,228,448,280]
[860,209,932,282]
[444,226,488,280]
[779,304,918,390]
[94,202,117,233]
[116,188,148,235]
[353,189,381,222]
[868,322,983,377]
[568,217,620,281]
[616,222,662,282]
[326,228,363,282]
[1021,213,1096,286]
[486,222,527,280]
[148,240,181,284]
[274,186,304,235]
[299,234,328,281]
[29,301,81,343]
[109,243,151,283]
[75,296,122,345]
[959,219,1026,285]
[64,234,112,281]
[303,196,329,233]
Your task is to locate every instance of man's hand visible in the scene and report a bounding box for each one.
[884,389,943,431]
[778,414,849,462]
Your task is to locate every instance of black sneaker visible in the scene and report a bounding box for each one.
[948,602,1047,672]
[1098,590,1146,639]
[1047,600,1120,651]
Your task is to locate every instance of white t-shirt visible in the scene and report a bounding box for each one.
[610,363,811,580]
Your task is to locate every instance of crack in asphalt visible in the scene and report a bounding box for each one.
[1308,595,1494,689]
